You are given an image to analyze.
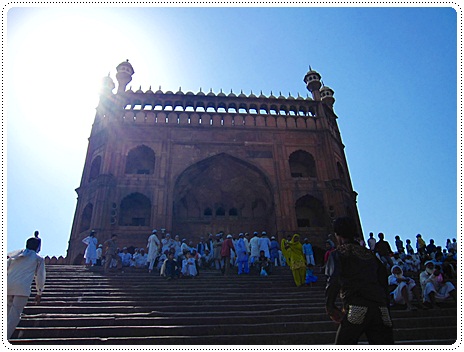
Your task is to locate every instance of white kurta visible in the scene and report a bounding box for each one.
[182,258,198,276]
[82,236,98,261]
[147,234,160,262]
[7,249,46,296]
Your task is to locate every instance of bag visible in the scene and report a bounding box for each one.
[260,267,268,276]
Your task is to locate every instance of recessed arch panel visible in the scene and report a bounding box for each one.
[172,153,275,235]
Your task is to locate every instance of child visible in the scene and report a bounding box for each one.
[182,252,198,277]
[163,252,179,280]
[305,263,318,285]
[258,250,271,276]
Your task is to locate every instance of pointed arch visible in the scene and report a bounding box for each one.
[289,150,317,178]
[88,156,101,182]
[173,153,275,235]
[79,203,93,233]
[295,195,326,228]
[119,193,151,226]
[125,145,155,175]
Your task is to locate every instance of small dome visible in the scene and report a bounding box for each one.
[304,67,321,84]
[259,90,266,99]
[116,59,134,75]
[165,90,174,95]
[278,91,286,99]
[207,89,215,97]
[288,92,295,100]
[145,86,154,94]
[126,86,135,94]
[197,88,205,96]
[186,91,195,96]
[296,93,304,100]
[238,90,247,98]
[155,86,163,94]
[228,90,237,98]
[249,90,256,98]
[269,91,276,99]
[176,87,184,95]
[135,86,143,94]
[320,86,334,97]
[218,89,226,97]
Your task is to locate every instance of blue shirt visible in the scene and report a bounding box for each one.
[303,243,314,256]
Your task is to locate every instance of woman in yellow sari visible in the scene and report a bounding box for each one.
[281,234,306,287]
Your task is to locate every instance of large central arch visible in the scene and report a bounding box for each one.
[172,153,276,236]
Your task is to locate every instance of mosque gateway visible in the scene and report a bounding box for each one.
[66,60,361,263]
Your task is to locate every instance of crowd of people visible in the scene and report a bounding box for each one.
[348,231,458,310]
[81,228,459,305]
[82,230,300,279]
[6,225,458,344]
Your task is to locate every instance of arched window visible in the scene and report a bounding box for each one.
[88,156,101,182]
[204,208,213,216]
[295,195,325,228]
[229,208,238,216]
[79,203,93,233]
[337,162,346,181]
[289,150,316,178]
[119,193,151,226]
[216,207,225,217]
[125,145,155,175]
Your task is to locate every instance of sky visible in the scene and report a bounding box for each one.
[4,5,460,257]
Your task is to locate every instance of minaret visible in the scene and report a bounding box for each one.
[115,60,134,94]
[303,67,322,101]
[320,85,335,109]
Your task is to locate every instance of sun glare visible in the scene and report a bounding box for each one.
[9,9,140,144]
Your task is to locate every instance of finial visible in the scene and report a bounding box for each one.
[220,88,223,93]
[159,85,162,90]
[321,80,325,87]
[179,86,182,91]
[309,64,312,71]
[210,88,213,93]
[126,59,129,62]
[107,72,110,77]
[149,85,152,90]
[200,87,203,92]
[230,89,233,94]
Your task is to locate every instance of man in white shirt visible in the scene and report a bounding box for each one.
[147,229,161,273]
[258,231,271,259]
[249,232,260,266]
[7,237,46,339]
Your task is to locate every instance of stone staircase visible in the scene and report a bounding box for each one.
[9,265,458,345]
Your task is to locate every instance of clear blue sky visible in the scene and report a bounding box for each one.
[5,6,459,257]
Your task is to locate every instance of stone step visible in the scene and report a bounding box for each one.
[17,312,456,329]
[8,265,457,345]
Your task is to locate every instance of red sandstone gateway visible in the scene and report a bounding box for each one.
[66,61,361,264]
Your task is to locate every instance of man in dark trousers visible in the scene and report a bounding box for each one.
[325,217,394,344]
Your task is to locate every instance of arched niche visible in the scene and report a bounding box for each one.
[172,153,275,236]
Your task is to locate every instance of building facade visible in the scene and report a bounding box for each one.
[66,61,361,263]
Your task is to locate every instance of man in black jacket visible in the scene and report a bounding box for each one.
[325,217,394,344]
